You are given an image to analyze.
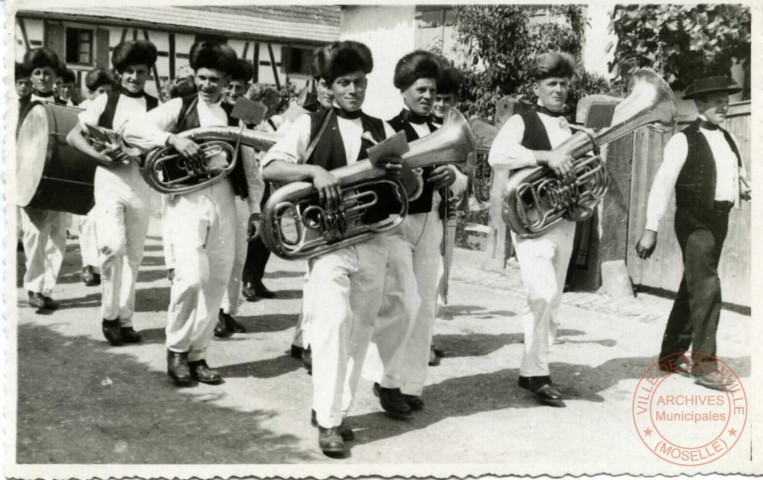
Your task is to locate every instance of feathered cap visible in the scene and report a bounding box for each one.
[112,40,158,72]
[189,41,237,76]
[393,50,442,91]
[23,48,61,72]
[85,68,115,92]
[314,41,373,84]
[531,52,576,81]
[438,66,462,96]
[231,58,254,82]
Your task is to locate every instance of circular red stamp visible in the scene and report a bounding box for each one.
[632,351,747,466]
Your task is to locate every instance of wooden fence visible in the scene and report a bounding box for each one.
[625,101,751,308]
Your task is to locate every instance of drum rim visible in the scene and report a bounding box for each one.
[16,102,56,207]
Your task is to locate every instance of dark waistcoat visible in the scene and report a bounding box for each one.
[675,120,741,217]
[98,90,158,129]
[388,110,438,215]
[519,110,553,151]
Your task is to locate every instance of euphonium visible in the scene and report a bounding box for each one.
[503,68,677,238]
[261,108,476,260]
[141,126,280,195]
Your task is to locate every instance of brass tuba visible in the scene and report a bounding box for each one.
[141,126,280,195]
[503,68,677,238]
[261,108,476,260]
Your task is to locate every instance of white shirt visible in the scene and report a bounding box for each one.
[78,93,148,132]
[488,109,573,170]
[123,95,262,212]
[30,92,57,104]
[262,112,396,168]
[645,117,745,231]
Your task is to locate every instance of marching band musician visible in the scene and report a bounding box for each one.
[636,76,750,390]
[66,40,160,346]
[261,40,402,457]
[18,48,69,311]
[123,41,261,387]
[372,51,468,413]
[488,52,578,408]
[216,58,258,337]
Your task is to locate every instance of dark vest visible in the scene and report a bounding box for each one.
[98,90,158,129]
[675,120,741,217]
[388,110,438,215]
[307,107,397,223]
[171,94,249,199]
[519,110,552,151]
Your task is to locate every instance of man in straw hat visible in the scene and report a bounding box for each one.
[636,75,750,390]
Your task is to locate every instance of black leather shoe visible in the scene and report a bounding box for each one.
[432,345,445,358]
[659,357,691,378]
[102,319,123,346]
[28,291,46,309]
[291,344,304,359]
[318,426,346,457]
[311,410,355,441]
[214,310,235,338]
[428,347,441,366]
[120,327,142,343]
[373,382,412,418]
[82,266,99,286]
[41,295,59,310]
[693,371,732,391]
[518,376,565,407]
[230,316,246,333]
[188,359,222,384]
[167,351,192,386]
[242,282,259,302]
[254,282,276,299]
[302,346,312,375]
[404,394,424,411]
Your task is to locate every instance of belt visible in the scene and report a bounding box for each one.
[713,200,733,214]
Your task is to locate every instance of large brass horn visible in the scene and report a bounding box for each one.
[502,68,677,238]
[261,108,476,260]
[141,126,280,195]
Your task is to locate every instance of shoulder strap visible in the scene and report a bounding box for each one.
[304,108,334,165]
[172,95,198,134]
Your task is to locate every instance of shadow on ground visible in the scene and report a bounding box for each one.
[16,323,317,464]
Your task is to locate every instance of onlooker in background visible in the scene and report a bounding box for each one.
[57,67,78,106]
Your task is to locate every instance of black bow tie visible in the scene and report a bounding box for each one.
[402,109,431,125]
[120,88,146,99]
[334,107,361,120]
[698,119,720,131]
[33,90,54,98]
[535,105,565,118]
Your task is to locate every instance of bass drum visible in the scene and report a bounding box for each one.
[16,101,96,215]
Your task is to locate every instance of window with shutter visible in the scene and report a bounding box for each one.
[65,28,93,65]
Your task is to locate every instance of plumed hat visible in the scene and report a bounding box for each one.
[85,68,115,92]
[438,66,462,96]
[683,76,742,100]
[231,58,254,82]
[393,50,442,91]
[15,62,30,81]
[59,67,76,84]
[112,40,158,72]
[531,52,576,81]
[189,41,237,76]
[316,41,373,84]
[23,48,61,72]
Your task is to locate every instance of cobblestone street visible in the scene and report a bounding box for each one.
[11,216,753,472]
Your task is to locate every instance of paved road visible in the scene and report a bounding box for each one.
[11,216,752,472]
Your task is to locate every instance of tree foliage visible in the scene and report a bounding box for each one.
[452,5,609,119]
[609,4,751,92]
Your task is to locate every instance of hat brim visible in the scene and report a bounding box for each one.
[684,86,742,99]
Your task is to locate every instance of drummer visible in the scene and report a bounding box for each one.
[19,48,69,311]
[66,40,160,346]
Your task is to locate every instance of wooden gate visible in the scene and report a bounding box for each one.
[626,101,751,308]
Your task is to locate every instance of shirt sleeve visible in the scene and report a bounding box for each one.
[241,147,264,214]
[645,132,688,232]
[77,94,108,129]
[122,97,183,149]
[488,114,538,169]
[261,113,311,168]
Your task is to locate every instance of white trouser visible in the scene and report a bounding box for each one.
[306,235,389,428]
[21,208,67,295]
[161,195,175,270]
[165,181,235,362]
[94,166,152,326]
[511,219,575,377]
[292,264,311,348]
[80,209,100,269]
[221,197,249,315]
[376,210,443,396]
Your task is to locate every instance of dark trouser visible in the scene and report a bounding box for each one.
[659,203,730,369]
[243,235,271,286]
